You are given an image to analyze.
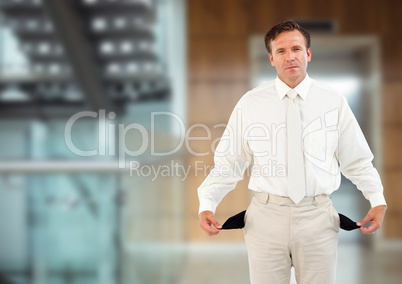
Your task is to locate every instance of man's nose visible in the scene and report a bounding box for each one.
[285,51,295,61]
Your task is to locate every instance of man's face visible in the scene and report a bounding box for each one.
[269,30,312,88]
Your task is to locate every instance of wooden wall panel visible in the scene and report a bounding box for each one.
[383,172,402,211]
[188,38,249,80]
[247,0,290,34]
[188,0,249,37]
[185,170,250,241]
[382,83,402,125]
[380,0,402,238]
[248,0,382,34]
[382,171,402,239]
[382,39,402,82]
[187,81,249,125]
[185,127,224,173]
[330,0,380,34]
[383,126,402,170]
[248,0,338,34]
[380,0,402,35]
[383,213,402,239]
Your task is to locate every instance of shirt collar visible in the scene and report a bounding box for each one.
[275,74,311,100]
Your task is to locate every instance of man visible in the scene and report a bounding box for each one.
[197,20,387,284]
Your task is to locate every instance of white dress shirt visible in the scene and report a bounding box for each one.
[198,75,386,214]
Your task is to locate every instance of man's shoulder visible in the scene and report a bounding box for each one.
[242,80,277,100]
[309,78,344,98]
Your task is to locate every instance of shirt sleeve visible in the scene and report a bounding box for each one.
[197,99,252,214]
[336,97,386,208]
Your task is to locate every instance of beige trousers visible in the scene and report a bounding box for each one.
[243,192,340,284]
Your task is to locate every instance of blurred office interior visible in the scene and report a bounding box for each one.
[0,0,401,283]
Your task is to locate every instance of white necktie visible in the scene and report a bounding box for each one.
[287,89,306,204]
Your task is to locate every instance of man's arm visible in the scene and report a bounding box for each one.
[197,99,252,236]
[336,97,387,234]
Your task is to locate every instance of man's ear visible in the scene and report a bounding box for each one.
[307,48,312,63]
[269,53,275,66]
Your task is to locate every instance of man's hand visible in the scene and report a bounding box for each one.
[199,211,222,236]
[357,205,387,235]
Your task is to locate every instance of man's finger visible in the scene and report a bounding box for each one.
[357,214,376,235]
[199,211,221,236]
[357,214,371,227]
[201,221,220,235]
[359,222,379,235]
[210,218,222,230]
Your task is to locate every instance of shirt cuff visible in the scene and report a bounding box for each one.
[369,192,387,208]
[198,200,218,215]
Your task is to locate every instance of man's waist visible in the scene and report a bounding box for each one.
[253,191,330,206]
